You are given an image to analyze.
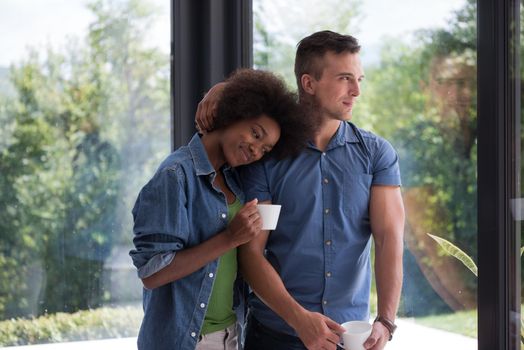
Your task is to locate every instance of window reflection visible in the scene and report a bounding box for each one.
[403,47,477,314]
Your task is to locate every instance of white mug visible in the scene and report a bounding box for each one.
[256,204,281,230]
[339,320,372,350]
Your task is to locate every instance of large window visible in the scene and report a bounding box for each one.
[1,0,522,349]
[0,0,169,346]
[254,0,478,348]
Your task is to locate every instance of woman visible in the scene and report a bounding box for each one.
[129,69,316,350]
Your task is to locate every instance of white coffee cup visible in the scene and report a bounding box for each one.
[256,204,281,230]
[339,320,372,350]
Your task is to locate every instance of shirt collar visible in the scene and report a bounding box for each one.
[309,121,360,151]
[336,121,360,145]
[188,133,235,179]
[188,133,217,176]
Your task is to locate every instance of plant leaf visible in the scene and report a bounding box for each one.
[427,233,478,277]
[521,317,524,345]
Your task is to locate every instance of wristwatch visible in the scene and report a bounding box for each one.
[374,315,397,341]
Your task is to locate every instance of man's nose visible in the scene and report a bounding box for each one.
[351,81,361,97]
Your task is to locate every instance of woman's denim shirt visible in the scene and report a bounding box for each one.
[130,134,246,350]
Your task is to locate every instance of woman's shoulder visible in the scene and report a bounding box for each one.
[152,147,195,181]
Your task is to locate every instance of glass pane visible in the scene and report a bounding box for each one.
[0,0,169,347]
[254,0,477,348]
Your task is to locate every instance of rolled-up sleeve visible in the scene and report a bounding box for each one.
[129,165,190,278]
[371,137,401,186]
[239,161,272,202]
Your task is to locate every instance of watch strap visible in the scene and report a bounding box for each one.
[374,315,397,341]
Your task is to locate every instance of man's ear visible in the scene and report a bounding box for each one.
[301,74,315,95]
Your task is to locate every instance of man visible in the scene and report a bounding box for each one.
[196,30,404,350]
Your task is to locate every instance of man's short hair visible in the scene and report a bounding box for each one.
[294,30,361,96]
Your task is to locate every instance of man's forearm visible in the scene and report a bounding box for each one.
[374,236,403,320]
[239,241,346,349]
[370,186,405,321]
[238,245,306,328]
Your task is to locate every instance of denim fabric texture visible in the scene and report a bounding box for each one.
[239,121,401,336]
[130,134,247,350]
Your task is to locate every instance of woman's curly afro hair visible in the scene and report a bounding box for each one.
[213,68,318,159]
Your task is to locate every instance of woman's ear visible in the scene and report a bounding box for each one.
[301,74,315,95]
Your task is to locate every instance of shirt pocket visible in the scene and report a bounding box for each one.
[343,173,373,216]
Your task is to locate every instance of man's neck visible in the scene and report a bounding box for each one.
[313,119,342,151]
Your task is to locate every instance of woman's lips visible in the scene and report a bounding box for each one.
[239,145,251,163]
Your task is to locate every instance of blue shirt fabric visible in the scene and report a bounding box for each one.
[129,134,247,350]
[239,121,401,336]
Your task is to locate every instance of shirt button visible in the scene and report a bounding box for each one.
[322,152,326,156]
[200,303,206,308]
[323,300,328,305]
[323,178,329,184]
[191,332,197,337]
[324,208,330,214]
[325,240,332,246]
[208,272,214,278]
[221,213,227,219]
[326,272,332,277]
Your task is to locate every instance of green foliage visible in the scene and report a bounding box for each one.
[0,0,169,319]
[416,308,477,339]
[253,0,362,89]
[0,306,141,346]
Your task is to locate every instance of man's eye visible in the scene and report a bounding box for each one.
[252,129,260,139]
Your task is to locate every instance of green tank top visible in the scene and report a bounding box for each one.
[200,198,242,335]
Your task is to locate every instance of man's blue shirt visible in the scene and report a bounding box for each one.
[239,121,401,336]
[130,134,246,350]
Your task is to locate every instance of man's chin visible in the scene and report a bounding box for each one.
[344,109,354,120]
[326,111,352,122]
[339,113,352,121]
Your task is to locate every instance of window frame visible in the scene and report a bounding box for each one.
[477,0,521,348]
[172,0,252,150]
